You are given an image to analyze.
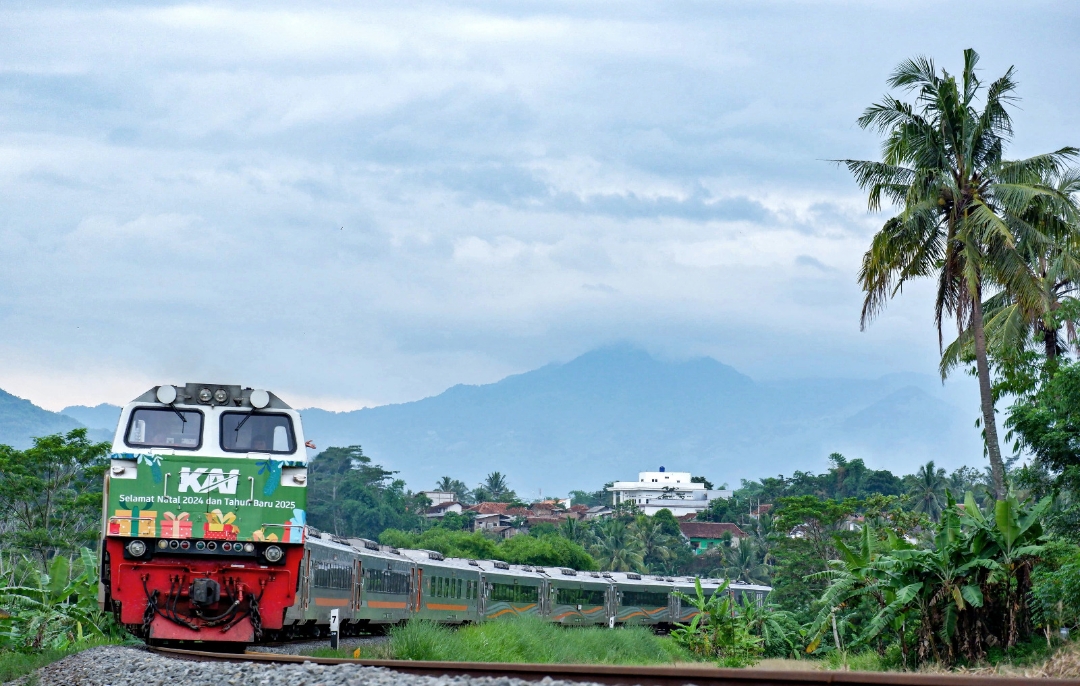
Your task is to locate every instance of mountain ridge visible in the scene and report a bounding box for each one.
[0,346,984,493]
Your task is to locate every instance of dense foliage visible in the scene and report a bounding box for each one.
[306,446,430,539]
[379,527,597,570]
[0,429,109,568]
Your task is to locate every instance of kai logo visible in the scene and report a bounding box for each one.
[177,467,240,495]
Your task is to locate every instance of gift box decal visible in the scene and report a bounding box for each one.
[137,510,158,537]
[252,527,279,542]
[203,509,239,540]
[109,509,133,536]
[109,505,156,537]
[162,512,192,538]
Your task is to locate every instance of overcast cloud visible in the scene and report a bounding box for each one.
[0,1,1078,411]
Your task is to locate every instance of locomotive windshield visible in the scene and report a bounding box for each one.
[220,412,296,454]
[125,408,203,449]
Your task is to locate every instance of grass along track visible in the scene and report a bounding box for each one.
[148,646,1080,686]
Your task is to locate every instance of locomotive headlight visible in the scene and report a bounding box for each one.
[127,540,147,557]
[213,389,229,404]
[249,389,270,409]
[157,540,168,549]
[198,387,213,403]
[264,545,284,562]
[156,385,177,404]
[243,543,255,553]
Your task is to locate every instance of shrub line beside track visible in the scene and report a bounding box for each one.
[147,647,1080,686]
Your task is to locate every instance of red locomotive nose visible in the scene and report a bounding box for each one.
[104,538,303,643]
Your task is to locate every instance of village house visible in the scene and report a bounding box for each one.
[678,521,748,554]
[424,501,464,520]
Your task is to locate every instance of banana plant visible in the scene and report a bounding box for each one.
[672,578,762,666]
[0,548,121,650]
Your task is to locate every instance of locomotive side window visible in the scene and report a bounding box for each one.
[125,408,203,450]
[556,587,606,606]
[220,412,296,454]
[621,590,669,607]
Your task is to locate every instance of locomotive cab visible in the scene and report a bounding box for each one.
[100,383,309,644]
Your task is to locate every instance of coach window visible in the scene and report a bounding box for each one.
[126,408,203,450]
[220,412,296,454]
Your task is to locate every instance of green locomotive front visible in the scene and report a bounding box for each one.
[99,383,309,644]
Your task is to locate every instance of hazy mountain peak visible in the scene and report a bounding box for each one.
[61,403,122,432]
[299,347,983,493]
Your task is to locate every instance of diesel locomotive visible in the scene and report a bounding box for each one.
[99,383,769,645]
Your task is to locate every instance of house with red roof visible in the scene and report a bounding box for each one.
[678,521,748,554]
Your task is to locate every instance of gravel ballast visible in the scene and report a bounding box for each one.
[16,645,612,686]
[257,635,389,655]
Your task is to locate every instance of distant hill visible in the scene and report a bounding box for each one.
[0,388,84,449]
[0,346,986,493]
[299,346,985,495]
[61,404,121,433]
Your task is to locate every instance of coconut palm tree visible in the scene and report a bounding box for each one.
[559,516,595,547]
[720,541,770,585]
[940,170,1080,380]
[474,471,516,503]
[845,49,1077,498]
[435,476,472,504]
[632,515,675,572]
[909,461,947,521]
[589,519,645,572]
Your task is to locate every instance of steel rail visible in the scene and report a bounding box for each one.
[148,647,1080,686]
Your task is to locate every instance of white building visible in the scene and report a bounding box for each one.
[607,468,732,517]
[421,491,457,505]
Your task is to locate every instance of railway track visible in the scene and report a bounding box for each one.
[147,646,1080,686]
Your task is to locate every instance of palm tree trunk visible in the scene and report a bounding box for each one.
[971,294,1006,499]
[1044,327,1057,361]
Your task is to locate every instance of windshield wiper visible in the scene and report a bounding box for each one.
[233,409,258,433]
[171,407,188,427]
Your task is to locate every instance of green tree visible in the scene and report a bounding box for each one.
[435,476,473,504]
[721,541,770,585]
[0,429,109,567]
[632,515,677,572]
[307,446,427,539]
[473,471,516,503]
[845,49,1077,498]
[558,517,594,547]
[696,498,732,523]
[768,496,858,624]
[908,460,948,521]
[941,170,1080,386]
[652,508,682,538]
[589,519,645,572]
[1008,362,1080,487]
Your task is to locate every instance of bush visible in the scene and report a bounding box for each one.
[378,529,597,570]
[388,616,689,664]
[1031,541,1080,640]
[823,649,884,672]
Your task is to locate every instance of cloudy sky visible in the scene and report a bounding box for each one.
[0,1,1077,411]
